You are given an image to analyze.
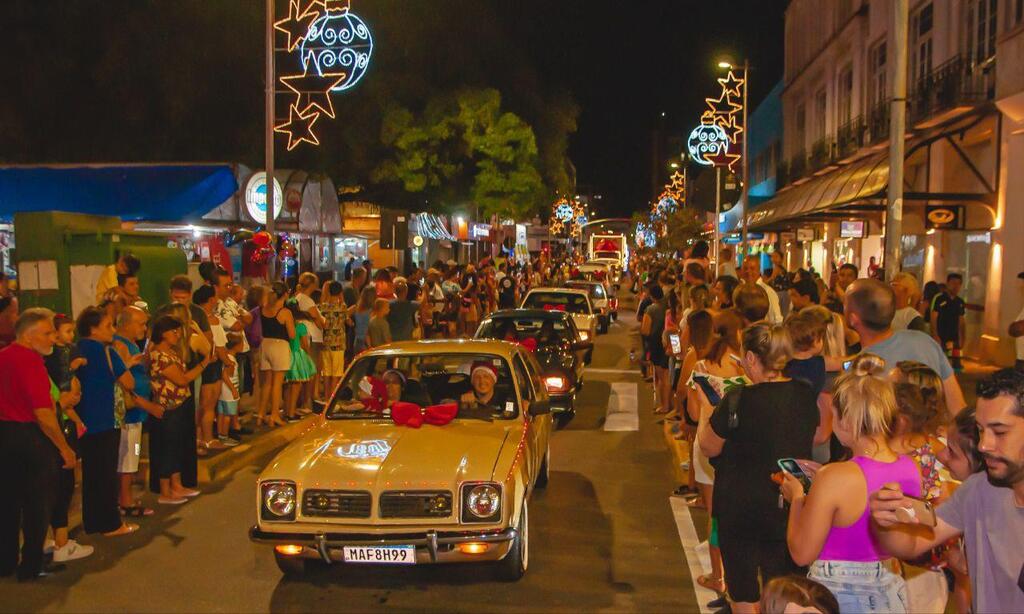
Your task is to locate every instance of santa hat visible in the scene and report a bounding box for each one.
[470,362,498,383]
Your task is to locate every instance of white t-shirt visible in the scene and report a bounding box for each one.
[215,298,249,352]
[220,353,239,402]
[296,293,323,343]
[1016,306,1024,360]
[891,306,921,331]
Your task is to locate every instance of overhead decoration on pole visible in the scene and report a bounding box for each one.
[688,69,746,173]
[273,0,373,150]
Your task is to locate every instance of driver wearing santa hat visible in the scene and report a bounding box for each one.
[461,362,499,409]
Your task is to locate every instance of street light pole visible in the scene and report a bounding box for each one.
[740,59,750,261]
[265,0,277,280]
[884,0,909,281]
[714,166,722,270]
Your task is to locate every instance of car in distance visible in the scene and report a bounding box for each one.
[249,340,553,581]
[475,309,592,426]
[520,287,598,345]
[566,280,613,333]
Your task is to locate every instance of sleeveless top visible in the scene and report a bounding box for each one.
[817,455,922,562]
[261,308,289,340]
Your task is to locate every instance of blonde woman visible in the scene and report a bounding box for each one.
[890,272,927,332]
[780,354,922,613]
[699,323,819,613]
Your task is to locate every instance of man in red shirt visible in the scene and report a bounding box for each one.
[0,308,76,581]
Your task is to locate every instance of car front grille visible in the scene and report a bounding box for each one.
[301,490,372,518]
[378,491,453,518]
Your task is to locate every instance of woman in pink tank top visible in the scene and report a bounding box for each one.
[779,354,922,613]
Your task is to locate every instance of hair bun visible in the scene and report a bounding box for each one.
[850,353,887,377]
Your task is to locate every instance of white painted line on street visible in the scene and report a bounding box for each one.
[670,496,716,614]
[603,382,638,431]
[585,368,640,375]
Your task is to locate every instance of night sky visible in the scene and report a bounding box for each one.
[0,0,785,218]
[498,0,785,215]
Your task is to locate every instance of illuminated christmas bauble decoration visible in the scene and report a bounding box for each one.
[688,123,730,166]
[301,5,374,92]
[656,196,677,216]
[555,202,574,222]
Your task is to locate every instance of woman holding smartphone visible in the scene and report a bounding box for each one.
[698,323,818,613]
[779,354,923,613]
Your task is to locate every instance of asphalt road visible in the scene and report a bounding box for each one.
[3,298,700,613]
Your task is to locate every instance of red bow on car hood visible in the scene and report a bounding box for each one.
[391,402,459,429]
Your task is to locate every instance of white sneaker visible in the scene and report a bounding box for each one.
[53,540,94,562]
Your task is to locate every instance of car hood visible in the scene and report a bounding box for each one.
[261,418,512,489]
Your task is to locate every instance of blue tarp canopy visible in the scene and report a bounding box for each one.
[0,165,238,222]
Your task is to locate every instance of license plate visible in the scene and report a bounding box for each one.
[341,545,416,565]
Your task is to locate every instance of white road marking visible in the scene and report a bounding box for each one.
[603,382,638,431]
[670,496,717,614]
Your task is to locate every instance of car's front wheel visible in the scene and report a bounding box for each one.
[495,501,529,581]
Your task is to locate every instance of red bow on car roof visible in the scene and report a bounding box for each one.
[391,402,459,429]
[518,337,537,352]
[543,304,565,312]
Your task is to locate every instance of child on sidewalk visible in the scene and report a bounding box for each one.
[285,301,317,421]
[319,281,350,403]
[217,333,244,446]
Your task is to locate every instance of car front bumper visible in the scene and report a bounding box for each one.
[250,525,517,565]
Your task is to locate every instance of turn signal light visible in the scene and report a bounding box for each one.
[458,542,490,554]
[275,544,304,556]
[544,375,568,393]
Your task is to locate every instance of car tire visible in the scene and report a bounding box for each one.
[535,446,550,489]
[495,500,529,582]
[274,551,318,577]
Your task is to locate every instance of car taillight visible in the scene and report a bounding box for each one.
[544,375,569,393]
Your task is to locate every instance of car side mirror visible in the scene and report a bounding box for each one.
[528,399,552,417]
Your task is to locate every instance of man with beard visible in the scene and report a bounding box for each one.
[870,369,1024,613]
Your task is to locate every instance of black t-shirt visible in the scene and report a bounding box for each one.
[407,281,422,302]
[784,356,826,397]
[710,380,818,539]
[498,276,516,309]
[932,293,965,341]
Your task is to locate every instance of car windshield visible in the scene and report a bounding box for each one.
[567,282,605,300]
[523,292,590,314]
[595,251,620,260]
[478,316,572,345]
[326,353,519,420]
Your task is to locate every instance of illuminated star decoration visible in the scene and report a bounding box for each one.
[274,0,322,52]
[274,0,373,150]
[275,104,321,151]
[717,71,744,98]
[702,70,746,173]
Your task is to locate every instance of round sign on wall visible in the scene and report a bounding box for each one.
[245,172,284,224]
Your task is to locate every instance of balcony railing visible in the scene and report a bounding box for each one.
[836,116,866,158]
[809,138,836,172]
[908,55,991,126]
[789,150,807,181]
[867,100,890,144]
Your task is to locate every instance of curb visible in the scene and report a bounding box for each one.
[197,415,316,484]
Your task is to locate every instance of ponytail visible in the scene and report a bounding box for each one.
[833,353,897,441]
[741,323,793,373]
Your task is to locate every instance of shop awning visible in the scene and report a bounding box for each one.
[0,164,238,222]
[746,152,890,230]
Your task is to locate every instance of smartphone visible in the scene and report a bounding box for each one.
[777,458,812,492]
[692,374,722,406]
[894,493,938,527]
[669,333,682,355]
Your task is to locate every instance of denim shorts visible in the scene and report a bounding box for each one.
[809,560,909,613]
[217,400,238,416]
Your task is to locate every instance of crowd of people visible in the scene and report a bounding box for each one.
[630,243,1024,613]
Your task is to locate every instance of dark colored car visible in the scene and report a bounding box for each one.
[475,309,592,426]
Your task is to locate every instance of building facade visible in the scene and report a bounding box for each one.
[753,0,1020,364]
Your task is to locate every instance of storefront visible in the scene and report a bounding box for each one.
[410,212,457,267]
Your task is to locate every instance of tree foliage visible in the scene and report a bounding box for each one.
[372,89,546,219]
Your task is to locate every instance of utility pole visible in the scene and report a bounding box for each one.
[884,0,909,281]
[740,59,750,261]
[714,166,722,270]
[265,0,277,280]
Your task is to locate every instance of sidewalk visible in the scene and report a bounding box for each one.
[65,392,313,533]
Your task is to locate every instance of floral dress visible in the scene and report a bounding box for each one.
[286,322,316,383]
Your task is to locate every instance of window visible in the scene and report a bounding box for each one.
[910,2,934,88]
[837,65,854,126]
[869,39,887,106]
[966,0,998,68]
[815,89,828,140]
[513,356,534,402]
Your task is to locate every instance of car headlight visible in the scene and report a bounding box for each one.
[461,483,502,522]
[261,481,296,521]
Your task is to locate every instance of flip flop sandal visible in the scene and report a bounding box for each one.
[697,574,726,593]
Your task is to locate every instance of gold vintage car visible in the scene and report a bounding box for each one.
[249,339,554,581]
